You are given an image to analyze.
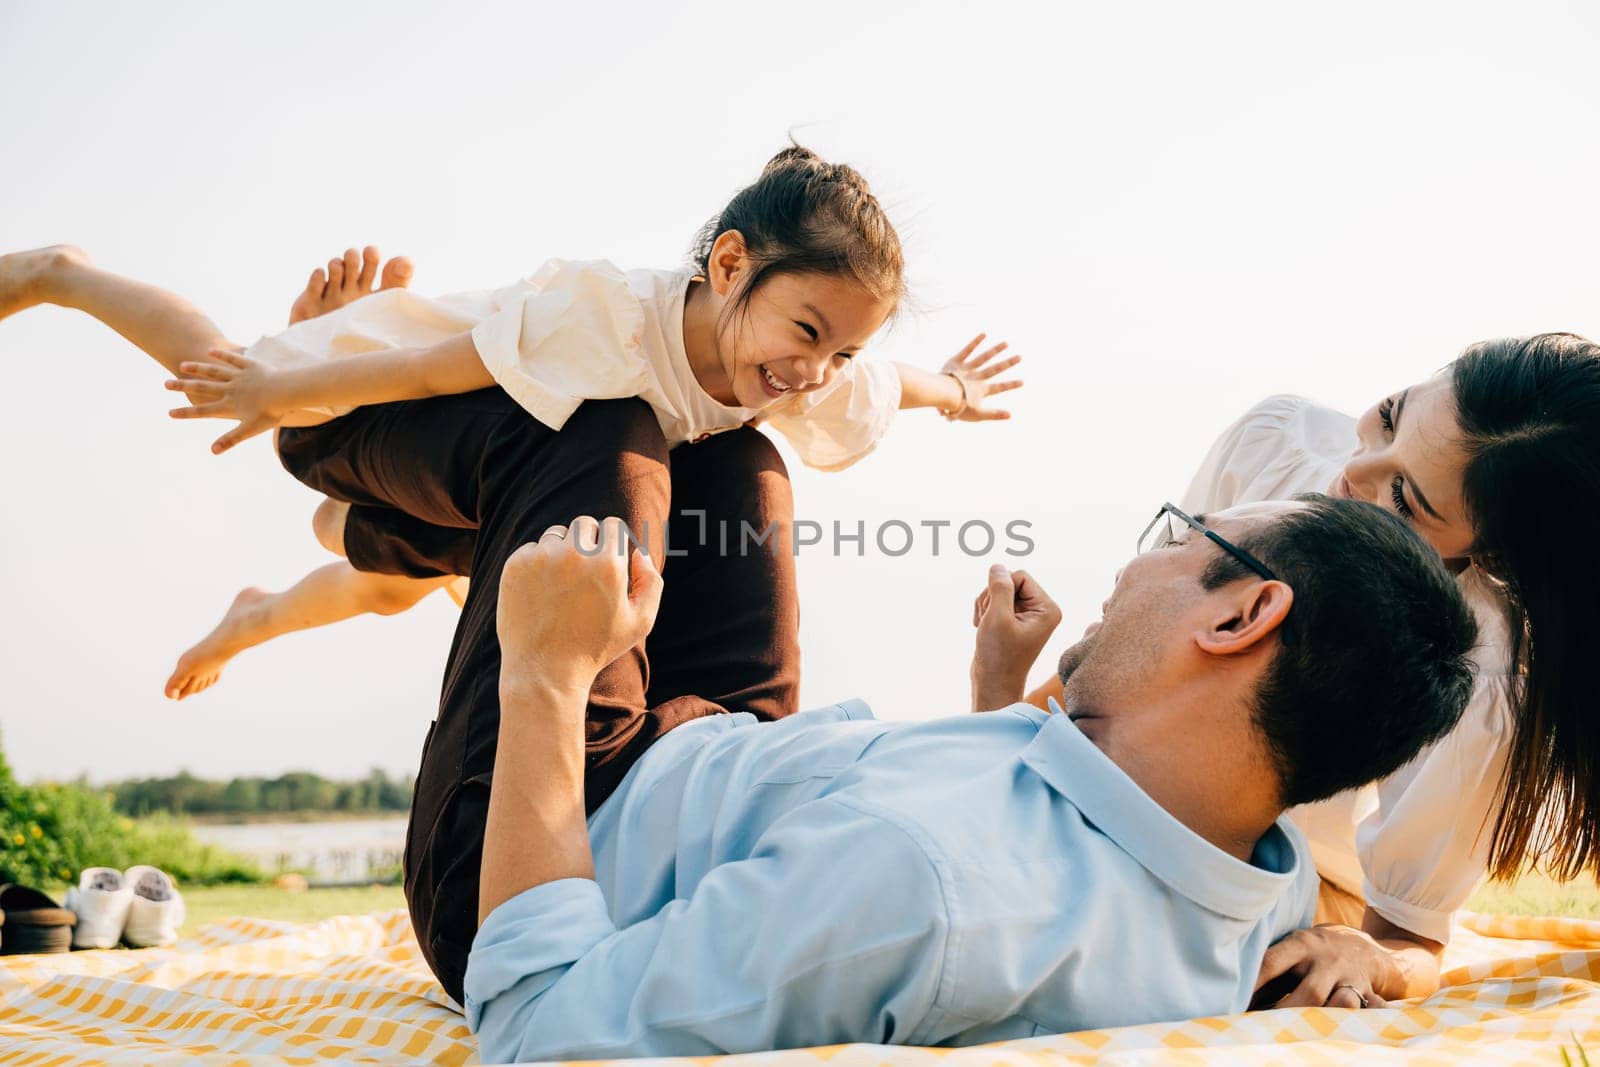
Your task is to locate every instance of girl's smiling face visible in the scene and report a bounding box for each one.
[698,231,895,411]
[1331,375,1477,560]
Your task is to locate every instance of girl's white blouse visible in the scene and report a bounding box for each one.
[245,259,900,472]
[1182,394,1513,945]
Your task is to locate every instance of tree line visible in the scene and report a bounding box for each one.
[104,768,413,817]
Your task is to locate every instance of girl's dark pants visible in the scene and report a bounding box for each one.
[276,389,801,1003]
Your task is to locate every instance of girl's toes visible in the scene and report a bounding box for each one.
[326,256,345,293]
[357,246,380,293]
[340,248,362,295]
[379,256,414,290]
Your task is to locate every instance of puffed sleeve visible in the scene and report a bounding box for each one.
[468,259,651,431]
[1356,670,1514,944]
[464,798,951,1061]
[762,358,902,472]
[1181,394,1315,512]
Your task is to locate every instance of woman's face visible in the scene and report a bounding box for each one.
[1331,375,1478,560]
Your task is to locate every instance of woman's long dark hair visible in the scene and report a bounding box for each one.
[1453,333,1600,880]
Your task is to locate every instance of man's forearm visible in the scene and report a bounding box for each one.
[281,330,495,413]
[478,675,596,924]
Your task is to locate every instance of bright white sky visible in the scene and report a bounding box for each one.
[2,1,1598,782]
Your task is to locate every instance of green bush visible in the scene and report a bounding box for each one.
[0,732,262,888]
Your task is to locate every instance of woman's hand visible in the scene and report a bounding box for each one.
[970,564,1062,712]
[1252,924,1403,1010]
[166,347,296,454]
[941,333,1024,422]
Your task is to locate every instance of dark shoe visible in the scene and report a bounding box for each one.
[0,884,76,954]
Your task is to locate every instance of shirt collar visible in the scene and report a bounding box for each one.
[1017,699,1304,922]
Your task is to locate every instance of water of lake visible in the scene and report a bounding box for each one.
[191,816,407,884]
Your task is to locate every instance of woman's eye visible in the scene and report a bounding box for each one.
[795,321,818,342]
[1379,397,1396,435]
[1391,476,1414,520]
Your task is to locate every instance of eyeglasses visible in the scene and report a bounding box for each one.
[1137,502,1280,582]
[1138,502,1294,645]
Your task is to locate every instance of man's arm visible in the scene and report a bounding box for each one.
[468,516,951,1060]
[480,515,661,921]
[468,793,950,1061]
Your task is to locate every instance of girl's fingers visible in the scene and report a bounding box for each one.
[953,332,986,363]
[977,354,1022,379]
[211,419,269,454]
[968,341,1009,367]
[169,402,226,420]
[165,379,224,399]
[969,407,1012,421]
[204,347,250,368]
[985,379,1025,395]
[177,360,235,381]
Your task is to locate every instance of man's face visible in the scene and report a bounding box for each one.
[1056,501,1305,753]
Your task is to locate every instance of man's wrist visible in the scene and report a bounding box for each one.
[499,669,594,712]
[971,672,1026,713]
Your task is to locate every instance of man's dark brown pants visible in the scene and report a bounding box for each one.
[277,390,801,1003]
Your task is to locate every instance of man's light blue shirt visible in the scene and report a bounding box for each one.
[464,700,1317,1062]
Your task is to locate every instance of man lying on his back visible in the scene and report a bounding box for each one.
[465,496,1477,1061]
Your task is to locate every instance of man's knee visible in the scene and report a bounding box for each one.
[311,498,349,557]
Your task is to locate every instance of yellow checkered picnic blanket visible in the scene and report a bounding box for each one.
[0,908,1596,1065]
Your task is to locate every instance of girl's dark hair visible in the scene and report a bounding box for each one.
[1452,333,1600,881]
[692,145,906,322]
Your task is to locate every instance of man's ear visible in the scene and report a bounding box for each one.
[707,230,749,296]
[1194,580,1294,657]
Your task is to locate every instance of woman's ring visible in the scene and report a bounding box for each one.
[1331,984,1369,1008]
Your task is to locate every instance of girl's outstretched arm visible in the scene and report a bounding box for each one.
[895,333,1023,421]
[167,330,495,453]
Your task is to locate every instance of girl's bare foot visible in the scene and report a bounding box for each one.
[165,586,276,700]
[0,244,91,321]
[288,245,414,324]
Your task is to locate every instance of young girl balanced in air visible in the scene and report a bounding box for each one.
[0,145,1023,698]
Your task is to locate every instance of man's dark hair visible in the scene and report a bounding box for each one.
[1201,495,1478,808]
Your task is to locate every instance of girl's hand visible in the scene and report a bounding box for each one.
[165,347,294,454]
[941,333,1024,422]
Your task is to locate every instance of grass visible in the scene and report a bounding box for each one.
[1468,871,1600,919]
[182,884,404,929]
[155,874,1600,932]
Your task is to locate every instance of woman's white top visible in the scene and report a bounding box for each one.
[1182,394,1514,944]
[245,259,901,471]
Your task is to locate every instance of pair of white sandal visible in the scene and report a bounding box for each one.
[63,866,186,949]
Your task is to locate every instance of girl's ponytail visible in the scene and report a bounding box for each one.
[693,144,905,320]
